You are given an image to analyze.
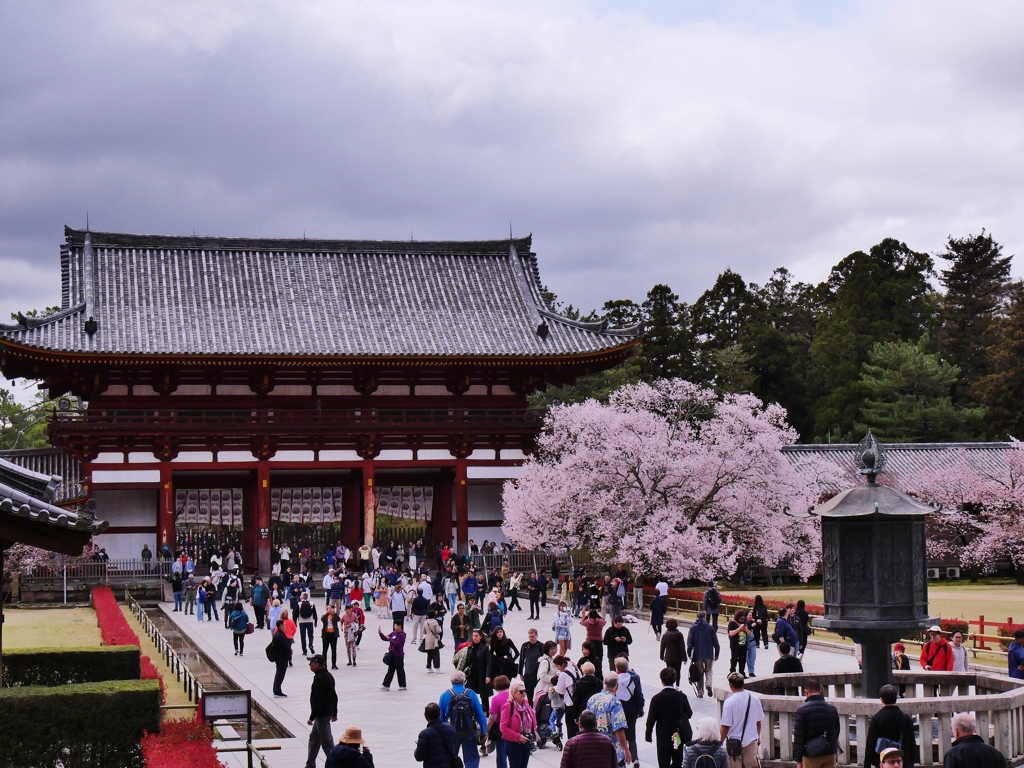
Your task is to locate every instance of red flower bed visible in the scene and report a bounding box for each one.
[997,623,1024,651]
[92,586,166,702]
[142,719,223,768]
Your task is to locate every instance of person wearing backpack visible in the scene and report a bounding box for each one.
[703,582,722,632]
[646,667,694,768]
[569,661,603,738]
[229,601,250,656]
[683,717,728,768]
[438,670,488,768]
[297,592,316,658]
[615,656,644,768]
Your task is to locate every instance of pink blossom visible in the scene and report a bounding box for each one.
[503,380,838,581]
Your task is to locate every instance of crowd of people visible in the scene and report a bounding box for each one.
[165,545,1015,768]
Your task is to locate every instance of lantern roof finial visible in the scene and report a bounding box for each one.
[857,432,886,484]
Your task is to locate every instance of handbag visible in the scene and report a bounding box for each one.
[245,622,255,635]
[432,723,464,768]
[383,652,393,666]
[805,734,833,758]
[726,693,752,758]
[419,639,427,653]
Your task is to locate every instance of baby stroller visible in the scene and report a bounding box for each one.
[534,691,562,750]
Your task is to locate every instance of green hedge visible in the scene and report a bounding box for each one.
[0,679,161,768]
[2,645,141,688]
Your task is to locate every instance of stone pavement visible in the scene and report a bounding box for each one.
[162,599,861,768]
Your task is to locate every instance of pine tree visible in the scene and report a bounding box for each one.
[637,284,698,381]
[974,281,1024,439]
[937,231,1011,398]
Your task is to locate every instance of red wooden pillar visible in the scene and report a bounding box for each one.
[256,462,272,575]
[157,462,175,555]
[362,461,376,547]
[455,459,468,555]
[433,477,453,553]
[341,482,361,553]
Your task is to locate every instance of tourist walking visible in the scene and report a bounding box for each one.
[527,572,541,619]
[650,591,667,640]
[488,676,511,766]
[379,621,407,691]
[661,617,688,686]
[792,678,840,768]
[581,610,607,670]
[720,672,763,768]
[170,571,183,612]
[559,710,617,768]
[390,583,409,627]
[519,628,544,701]
[489,628,520,685]
[415,702,460,768]
[424,609,442,673]
[687,611,720,699]
[864,685,916,768]
[552,656,581,740]
[752,596,770,649]
[603,616,633,672]
[439,670,488,768]
[553,601,573,656]
[325,727,374,767]
[744,610,758,677]
[321,605,341,669]
[683,718,728,768]
[500,679,539,768]
[615,656,644,768]
[794,600,812,659]
[727,610,749,676]
[410,587,431,645]
[465,629,492,710]
[920,626,953,671]
[773,605,800,656]
[297,592,316,657]
[702,582,722,632]
[228,602,249,656]
[183,572,197,615]
[948,630,969,672]
[645,667,692,768]
[585,672,632,767]
[305,655,338,768]
[271,619,293,697]
[343,605,362,667]
[943,712,1005,767]
[251,577,269,629]
[507,572,523,612]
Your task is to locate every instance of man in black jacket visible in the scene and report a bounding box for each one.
[414,702,459,768]
[519,628,544,701]
[944,713,1006,768]
[271,619,293,697]
[864,685,916,768]
[305,655,338,768]
[793,678,840,768]
[569,662,604,737]
[645,667,692,768]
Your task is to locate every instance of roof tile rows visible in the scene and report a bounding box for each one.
[0,228,637,359]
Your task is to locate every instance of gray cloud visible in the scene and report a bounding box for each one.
[2,0,1023,335]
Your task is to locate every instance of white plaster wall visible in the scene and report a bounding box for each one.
[92,489,158,526]
[93,532,156,561]
[468,485,504,521]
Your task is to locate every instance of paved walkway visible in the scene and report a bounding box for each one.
[162,600,861,768]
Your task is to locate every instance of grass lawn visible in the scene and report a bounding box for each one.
[3,606,102,648]
[723,581,1024,625]
[119,604,197,720]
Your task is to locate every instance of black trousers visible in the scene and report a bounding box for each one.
[529,596,540,618]
[656,736,683,768]
[709,612,719,631]
[730,646,746,675]
[508,590,521,611]
[253,604,266,629]
[322,635,338,667]
[426,649,440,669]
[273,658,288,695]
[524,673,538,702]
[392,610,406,626]
[383,657,406,688]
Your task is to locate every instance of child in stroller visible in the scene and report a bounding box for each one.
[533,690,563,750]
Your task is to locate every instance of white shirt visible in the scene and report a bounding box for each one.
[950,643,970,671]
[279,545,290,560]
[656,581,669,597]
[721,690,764,747]
[419,580,434,600]
[322,572,334,591]
[390,587,408,612]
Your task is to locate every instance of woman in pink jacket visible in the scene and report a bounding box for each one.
[500,679,538,768]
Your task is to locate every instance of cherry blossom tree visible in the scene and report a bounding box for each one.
[897,440,1024,576]
[503,379,841,581]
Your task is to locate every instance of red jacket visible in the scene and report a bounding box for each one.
[921,637,954,671]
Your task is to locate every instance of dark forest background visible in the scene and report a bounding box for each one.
[535,231,1024,444]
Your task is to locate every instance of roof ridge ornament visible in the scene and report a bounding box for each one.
[857,431,886,485]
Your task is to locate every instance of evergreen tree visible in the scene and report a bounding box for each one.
[637,284,698,381]
[974,281,1024,439]
[937,231,1012,397]
[0,389,52,450]
[856,336,984,441]
[811,238,937,440]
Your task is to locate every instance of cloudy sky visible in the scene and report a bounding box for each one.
[2,0,1023,352]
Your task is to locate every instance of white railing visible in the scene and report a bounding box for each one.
[725,670,1024,766]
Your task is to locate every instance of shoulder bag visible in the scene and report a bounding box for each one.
[726,693,752,758]
[431,723,464,768]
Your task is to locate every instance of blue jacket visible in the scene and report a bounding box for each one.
[1009,641,1024,680]
[251,584,269,607]
[775,617,799,648]
[462,576,479,595]
[686,619,720,660]
[437,684,487,733]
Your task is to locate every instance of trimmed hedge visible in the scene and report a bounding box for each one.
[2,645,141,688]
[0,678,161,768]
[91,586,166,703]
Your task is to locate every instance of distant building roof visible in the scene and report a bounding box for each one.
[0,228,639,361]
[0,448,82,503]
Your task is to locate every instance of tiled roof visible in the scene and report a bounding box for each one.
[0,455,106,536]
[783,442,1015,492]
[0,448,82,503]
[0,228,639,359]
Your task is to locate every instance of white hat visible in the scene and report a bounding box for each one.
[929,625,942,633]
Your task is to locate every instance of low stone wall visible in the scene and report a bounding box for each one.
[716,670,1024,767]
